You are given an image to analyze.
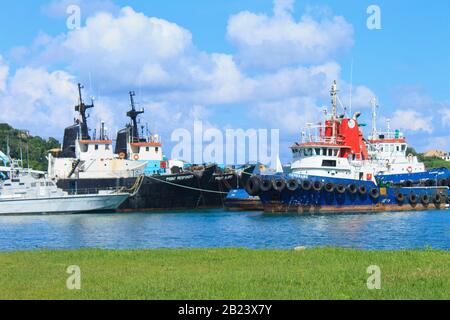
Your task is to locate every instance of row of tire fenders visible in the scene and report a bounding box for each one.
[246,176,450,206]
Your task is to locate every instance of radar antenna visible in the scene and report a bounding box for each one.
[127,91,145,142]
[75,83,94,140]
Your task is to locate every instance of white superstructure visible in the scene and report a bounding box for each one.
[366,99,425,176]
[48,138,146,179]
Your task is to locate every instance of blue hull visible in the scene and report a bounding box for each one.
[376,168,450,186]
[257,174,449,213]
[225,189,264,211]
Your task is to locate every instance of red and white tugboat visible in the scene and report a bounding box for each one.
[246,81,450,214]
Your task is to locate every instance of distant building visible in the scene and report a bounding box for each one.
[424,150,450,161]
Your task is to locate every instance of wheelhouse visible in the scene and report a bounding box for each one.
[77,140,114,161]
[292,145,341,159]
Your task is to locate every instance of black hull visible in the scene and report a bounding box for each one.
[56,165,256,211]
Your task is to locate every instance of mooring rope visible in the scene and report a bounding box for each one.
[118,175,145,196]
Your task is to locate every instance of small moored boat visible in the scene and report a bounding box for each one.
[0,168,129,215]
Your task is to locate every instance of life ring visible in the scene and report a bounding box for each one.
[133,154,140,161]
[407,166,413,173]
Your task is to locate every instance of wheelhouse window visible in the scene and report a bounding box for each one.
[322,160,337,167]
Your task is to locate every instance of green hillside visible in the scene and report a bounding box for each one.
[407,147,450,170]
[0,123,60,171]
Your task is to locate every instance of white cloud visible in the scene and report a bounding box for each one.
[340,85,375,110]
[440,108,450,125]
[392,86,434,110]
[61,7,193,90]
[227,0,354,69]
[0,67,78,136]
[35,6,350,108]
[1,2,374,152]
[0,56,8,92]
[389,109,433,134]
[252,97,320,134]
[425,136,450,151]
[36,7,253,106]
[274,0,295,17]
[32,4,361,107]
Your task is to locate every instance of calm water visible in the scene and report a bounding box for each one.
[0,210,449,251]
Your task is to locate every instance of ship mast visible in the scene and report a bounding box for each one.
[75,83,94,140]
[127,91,144,143]
[371,97,378,140]
[330,80,338,143]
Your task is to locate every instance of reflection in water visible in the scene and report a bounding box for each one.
[0,210,449,251]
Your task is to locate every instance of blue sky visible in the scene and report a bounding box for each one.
[0,0,449,163]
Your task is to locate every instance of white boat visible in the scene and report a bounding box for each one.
[0,168,129,215]
[366,98,425,176]
[47,84,147,180]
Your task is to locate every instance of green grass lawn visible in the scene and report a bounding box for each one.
[0,248,448,300]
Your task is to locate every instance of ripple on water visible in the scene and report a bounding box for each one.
[0,210,449,251]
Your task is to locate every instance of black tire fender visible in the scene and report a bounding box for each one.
[272,178,286,192]
[245,176,261,196]
[286,179,299,192]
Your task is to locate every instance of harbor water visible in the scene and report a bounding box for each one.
[0,209,449,251]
